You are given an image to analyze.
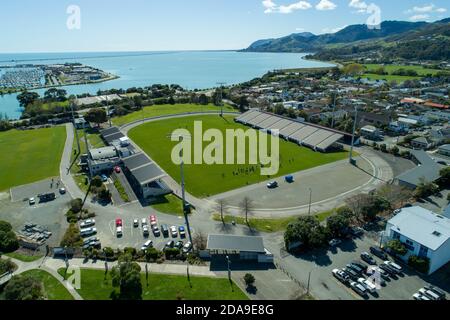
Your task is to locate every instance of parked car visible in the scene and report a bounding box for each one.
[347,263,364,275]
[332,269,350,285]
[114,166,121,173]
[329,239,342,247]
[342,267,359,280]
[267,181,278,189]
[360,252,376,265]
[352,261,368,272]
[413,293,431,301]
[133,219,139,228]
[393,209,402,215]
[366,267,389,282]
[170,226,178,238]
[116,218,123,227]
[358,278,377,294]
[418,288,441,301]
[29,197,36,205]
[80,228,97,237]
[152,225,161,237]
[182,242,193,254]
[141,240,153,251]
[178,226,186,238]
[116,226,123,237]
[143,225,149,236]
[285,175,294,183]
[161,224,169,237]
[59,188,66,195]
[423,286,446,300]
[175,241,184,249]
[80,219,96,228]
[384,261,402,274]
[350,281,368,297]
[141,218,147,226]
[101,174,108,182]
[349,227,364,237]
[370,246,387,260]
[378,263,396,276]
[165,240,175,249]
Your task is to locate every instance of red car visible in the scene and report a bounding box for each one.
[116,218,123,227]
[114,166,121,174]
[150,215,157,226]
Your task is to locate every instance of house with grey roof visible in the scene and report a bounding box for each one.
[395,150,442,189]
[411,137,433,150]
[438,144,450,157]
[383,206,450,274]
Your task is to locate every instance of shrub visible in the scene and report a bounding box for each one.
[164,248,181,260]
[4,274,45,300]
[408,255,430,274]
[244,273,255,287]
[70,198,83,214]
[60,223,82,248]
[387,240,407,256]
[0,221,19,253]
[145,248,161,262]
[103,247,115,259]
[65,210,79,223]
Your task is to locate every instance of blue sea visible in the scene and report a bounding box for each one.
[0,51,334,119]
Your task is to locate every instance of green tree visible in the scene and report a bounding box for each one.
[414,180,440,200]
[439,167,450,189]
[17,91,40,107]
[284,216,328,250]
[0,221,19,253]
[387,240,407,256]
[4,274,45,300]
[60,223,82,248]
[70,198,83,214]
[343,63,364,76]
[326,211,351,238]
[85,108,107,127]
[111,256,143,300]
[198,94,209,105]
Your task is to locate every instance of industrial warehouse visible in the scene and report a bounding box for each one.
[235,109,349,152]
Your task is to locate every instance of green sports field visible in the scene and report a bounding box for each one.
[128,115,349,197]
[362,64,440,83]
[112,103,236,126]
[0,126,66,191]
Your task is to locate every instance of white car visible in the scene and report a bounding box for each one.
[29,197,36,205]
[384,261,403,273]
[59,188,66,195]
[170,226,178,238]
[329,239,342,247]
[418,288,440,300]
[141,240,153,251]
[133,219,139,227]
[80,227,97,237]
[182,242,193,254]
[358,277,377,293]
[413,293,431,301]
[116,226,123,237]
[141,218,147,226]
[80,219,96,228]
[143,225,149,236]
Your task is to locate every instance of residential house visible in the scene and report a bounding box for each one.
[360,125,384,141]
[395,150,442,189]
[438,144,450,157]
[411,137,433,150]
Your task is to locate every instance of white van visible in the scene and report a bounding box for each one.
[141,240,153,251]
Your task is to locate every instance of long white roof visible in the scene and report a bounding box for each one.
[388,206,450,251]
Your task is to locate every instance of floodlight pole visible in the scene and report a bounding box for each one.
[308,188,312,216]
[178,136,194,247]
[349,105,358,165]
[331,91,337,129]
[70,101,81,155]
[217,82,226,117]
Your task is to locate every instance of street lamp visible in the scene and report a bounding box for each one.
[349,105,358,165]
[226,255,233,292]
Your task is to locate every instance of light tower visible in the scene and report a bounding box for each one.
[216,82,226,117]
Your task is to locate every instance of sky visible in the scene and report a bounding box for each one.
[0,0,448,53]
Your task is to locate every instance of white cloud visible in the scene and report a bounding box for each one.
[296,27,306,31]
[279,1,312,14]
[436,8,447,13]
[409,14,430,21]
[411,4,435,13]
[262,1,312,14]
[349,0,368,9]
[316,0,337,11]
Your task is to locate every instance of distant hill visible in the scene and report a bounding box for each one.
[243,21,427,52]
[242,19,450,61]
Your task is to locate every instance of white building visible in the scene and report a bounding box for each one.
[383,206,450,274]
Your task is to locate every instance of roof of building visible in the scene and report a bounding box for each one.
[104,132,125,144]
[100,126,121,137]
[131,163,166,185]
[206,234,265,253]
[439,144,450,152]
[387,206,450,251]
[412,137,431,145]
[89,147,118,160]
[122,153,152,171]
[396,150,442,187]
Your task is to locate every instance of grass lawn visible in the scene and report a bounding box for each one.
[4,252,43,262]
[213,209,336,233]
[0,126,66,191]
[112,103,236,126]
[128,115,349,197]
[362,64,440,83]
[150,194,184,216]
[21,270,74,300]
[59,268,248,300]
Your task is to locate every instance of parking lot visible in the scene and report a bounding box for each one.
[80,202,194,251]
[265,230,450,300]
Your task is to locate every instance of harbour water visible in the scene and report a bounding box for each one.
[0,51,334,119]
